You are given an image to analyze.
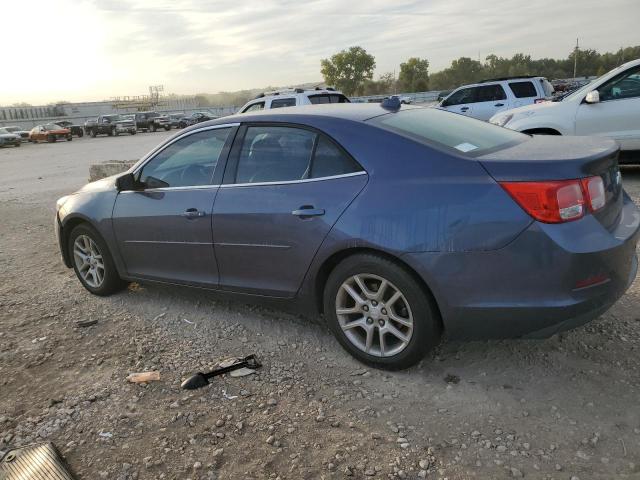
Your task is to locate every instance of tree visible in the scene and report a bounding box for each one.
[320,46,376,96]
[398,57,429,92]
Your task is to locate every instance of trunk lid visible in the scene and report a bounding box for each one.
[479,136,623,231]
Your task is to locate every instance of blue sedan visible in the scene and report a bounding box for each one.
[54,103,639,369]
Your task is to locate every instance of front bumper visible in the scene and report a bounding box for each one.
[403,194,640,340]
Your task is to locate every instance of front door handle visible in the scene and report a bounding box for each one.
[292,206,325,218]
[182,208,205,219]
[494,103,504,107]
[460,107,469,111]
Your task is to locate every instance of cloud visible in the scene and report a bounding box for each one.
[1,0,638,103]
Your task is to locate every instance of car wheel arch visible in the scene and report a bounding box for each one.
[312,247,444,331]
[60,216,102,267]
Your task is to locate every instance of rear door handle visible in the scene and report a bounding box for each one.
[494,103,504,107]
[182,208,205,219]
[292,206,325,218]
[460,107,469,111]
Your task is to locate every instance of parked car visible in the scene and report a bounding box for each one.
[239,87,349,113]
[54,120,84,137]
[0,127,21,147]
[177,112,214,128]
[54,103,639,369]
[3,126,30,141]
[168,113,185,128]
[438,76,554,121]
[29,124,72,143]
[84,115,137,137]
[490,59,640,163]
[133,111,170,132]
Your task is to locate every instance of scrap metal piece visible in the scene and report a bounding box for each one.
[0,442,76,479]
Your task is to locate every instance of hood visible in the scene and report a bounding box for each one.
[76,174,121,194]
[490,99,576,126]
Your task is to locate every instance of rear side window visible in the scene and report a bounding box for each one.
[310,137,362,178]
[308,94,350,104]
[270,98,297,108]
[509,81,537,98]
[234,126,362,183]
[369,108,526,155]
[475,84,507,102]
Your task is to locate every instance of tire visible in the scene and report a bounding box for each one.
[67,135,72,141]
[108,127,114,136]
[15,142,20,147]
[131,130,137,135]
[90,129,97,138]
[164,125,170,131]
[67,224,127,296]
[78,130,84,138]
[323,253,441,370]
[151,124,157,132]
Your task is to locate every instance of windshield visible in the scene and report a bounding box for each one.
[104,115,122,122]
[368,107,526,156]
[562,64,629,102]
[5,126,18,132]
[44,123,63,130]
[0,128,9,134]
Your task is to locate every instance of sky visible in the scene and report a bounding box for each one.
[1,0,639,105]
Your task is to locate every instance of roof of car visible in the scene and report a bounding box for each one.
[188,103,418,132]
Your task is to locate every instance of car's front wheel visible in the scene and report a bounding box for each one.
[324,254,441,370]
[68,224,127,296]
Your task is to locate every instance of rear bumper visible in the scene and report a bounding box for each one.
[403,194,640,340]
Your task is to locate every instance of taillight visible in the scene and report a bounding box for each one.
[500,176,605,224]
[581,176,605,211]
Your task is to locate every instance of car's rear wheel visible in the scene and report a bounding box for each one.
[15,142,20,147]
[90,129,97,138]
[78,130,84,138]
[164,125,170,131]
[68,224,127,296]
[323,254,441,370]
[151,124,157,132]
[108,127,114,136]
[66,135,72,141]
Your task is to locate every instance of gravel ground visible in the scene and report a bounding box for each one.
[1,136,640,480]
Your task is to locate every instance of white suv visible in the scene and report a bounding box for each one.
[490,59,640,162]
[438,76,554,121]
[239,88,350,113]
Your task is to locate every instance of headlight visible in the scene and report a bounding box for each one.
[491,113,513,127]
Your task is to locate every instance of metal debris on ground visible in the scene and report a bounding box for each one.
[181,354,262,390]
[126,371,161,383]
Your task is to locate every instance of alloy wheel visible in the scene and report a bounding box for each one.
[335,273,413,357]
[73,235,105,288]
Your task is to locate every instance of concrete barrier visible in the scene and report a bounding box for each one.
[89,160,136,182]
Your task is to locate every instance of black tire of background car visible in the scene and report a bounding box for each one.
[68,224,128,296]
[131,130,136,135]
[323,253,442,370]
[66,135,72,141]
[15,142,20,147]
[108,127,114,136]
[91,129,97,138]
[78,130,84,137]
[164,125,170,131]
[151,124,157,132]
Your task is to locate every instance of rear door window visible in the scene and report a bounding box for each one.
[475,84,507,102]
[233,126,363,183]
[509,81,538,98]
[270,98,297,108]
[308,94,350,104]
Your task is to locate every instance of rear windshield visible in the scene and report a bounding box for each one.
[368,108,526,155]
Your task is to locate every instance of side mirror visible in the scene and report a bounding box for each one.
[116,172,137,191]
[585,90,600,104]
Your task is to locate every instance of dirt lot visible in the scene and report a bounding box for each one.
[1,135,640,480]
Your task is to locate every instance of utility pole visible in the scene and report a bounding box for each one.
[573,38,579,78]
